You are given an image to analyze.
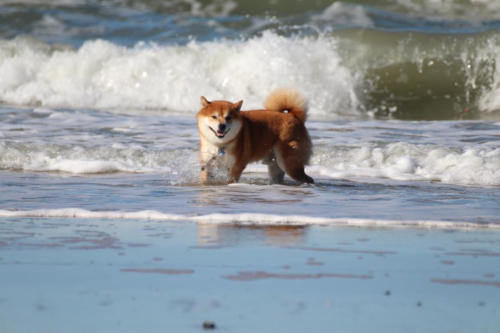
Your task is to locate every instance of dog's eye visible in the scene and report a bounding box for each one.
[225,116,231,121]
[211,115,217,119]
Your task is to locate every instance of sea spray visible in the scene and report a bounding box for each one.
[0,33,361,116]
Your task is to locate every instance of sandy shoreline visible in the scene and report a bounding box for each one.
[1,216,500,332]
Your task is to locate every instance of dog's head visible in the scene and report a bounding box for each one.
[196,96,243,145]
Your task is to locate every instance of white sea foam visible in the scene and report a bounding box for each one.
[312,143,500,186]
[2,32,500,118]
[313,2,374,28]
[0,208,498,230]
[393,0,500,21]
[1,139,499,186]
[0,33,361,117]
[479,52,500,114]
[0,142,197,175]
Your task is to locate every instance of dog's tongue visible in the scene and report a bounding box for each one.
[216,131,225,137]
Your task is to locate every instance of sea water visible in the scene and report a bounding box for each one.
[1,0,500,332]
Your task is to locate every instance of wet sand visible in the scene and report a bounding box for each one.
[1,217,500,333]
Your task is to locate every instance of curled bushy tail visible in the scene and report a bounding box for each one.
[264,88,307,123]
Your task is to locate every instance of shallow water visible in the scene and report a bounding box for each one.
[1,106,499,226]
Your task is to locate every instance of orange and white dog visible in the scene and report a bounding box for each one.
[196,88,313,185]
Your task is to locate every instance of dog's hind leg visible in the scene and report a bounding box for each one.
[263,152,285,184]
[287,167,314,184]
[274,143,314,184]
[268,162,285,184]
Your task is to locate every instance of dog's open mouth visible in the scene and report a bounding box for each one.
[209,127,228,138]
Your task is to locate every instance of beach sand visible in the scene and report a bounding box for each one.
[1,217,499,333]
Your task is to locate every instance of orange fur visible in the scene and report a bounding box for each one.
[264,87,307,123]
[196,88,313,185]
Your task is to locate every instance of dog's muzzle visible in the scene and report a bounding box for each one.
[210,124,228,138]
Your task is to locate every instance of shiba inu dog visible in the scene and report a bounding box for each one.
[196,88,314,185]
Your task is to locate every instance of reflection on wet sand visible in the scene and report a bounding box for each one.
[197,223,308,247]
[431,278,500,288]
[120,268,194,275]
[192,184,313,207]
[223,271,373,281]
[193,184,314,247]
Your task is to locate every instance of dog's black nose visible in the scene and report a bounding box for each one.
[218,124,226,132]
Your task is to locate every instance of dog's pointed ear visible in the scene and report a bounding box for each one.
[200,96,211,108]
[234,100,243,112]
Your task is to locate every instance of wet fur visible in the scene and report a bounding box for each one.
[196,88,313,185]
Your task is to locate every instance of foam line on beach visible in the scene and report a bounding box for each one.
[1,208,498,230]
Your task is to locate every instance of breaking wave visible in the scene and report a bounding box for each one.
[0,33,361,118]
[2,30,500,120]
[312,143,500,187]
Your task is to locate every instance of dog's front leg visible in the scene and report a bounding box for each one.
[228,162,245,184]
[200,164,209,184]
